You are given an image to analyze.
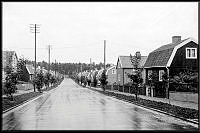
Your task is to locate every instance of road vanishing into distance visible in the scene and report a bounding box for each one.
[2,78,198,130]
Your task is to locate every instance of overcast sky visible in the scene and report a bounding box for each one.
[3,2,198,64]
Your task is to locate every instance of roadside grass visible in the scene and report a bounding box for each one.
[88,87,198,119]
[2,79,64,112]
[2,91,42,111]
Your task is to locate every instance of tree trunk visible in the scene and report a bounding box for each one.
[9,94,14,101]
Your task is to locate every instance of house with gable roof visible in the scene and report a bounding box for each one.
[144,36,198,98]
[2,51,18,82]
[3,51,18,72]
[21,64,35,82]
[116,54,147,86]
[105,65,117,85]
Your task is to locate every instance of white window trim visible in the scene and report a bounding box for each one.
[159,70,165,81]
[186,47,197,59]
[148,70,152,80]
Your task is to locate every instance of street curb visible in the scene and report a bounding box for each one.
[85,86,199,126]
[2,85,59,114]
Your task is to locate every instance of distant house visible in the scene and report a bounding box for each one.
[144,36,198,98]
[21,64,35,82]
[106,65,117,85]
[116,55,147,86]
[3,51,18,72]
[2,51,18,82]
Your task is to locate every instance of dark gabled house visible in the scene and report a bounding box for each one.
[116,55,147,86]
[144,36,198,98]
[21,64,35,82]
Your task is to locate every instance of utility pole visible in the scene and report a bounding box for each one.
[104,40,106,70]
[81,63,82,85]
[90,58,92,88]
[55,59,56,76]
[47,45,52,73]
[30,24,40,92]
[90,58,92,72]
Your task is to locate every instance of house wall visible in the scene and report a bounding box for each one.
[141,68,146,84]
[21,66,31,82]
[170,41,198,75]
[107,68,117,85]
[145,67,167,97]
[12,54,18,72]
[116,68,147,86]
[116,68,123,85]
[123,69,133,85]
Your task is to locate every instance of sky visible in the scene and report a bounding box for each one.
[3,2,198,65]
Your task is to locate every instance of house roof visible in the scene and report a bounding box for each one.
[3,51,17,59]
[117,56,147,69]
[144,38,197,68]
[26,64,35,74]
[3,51,18,67]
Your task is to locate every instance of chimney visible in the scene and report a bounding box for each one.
[172,36,181,43]
[135,51,141,59]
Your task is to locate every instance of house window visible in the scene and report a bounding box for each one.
[148,70,152,80]
[186,48,197,59]
[112,69,116,74]
[159,70,165,81]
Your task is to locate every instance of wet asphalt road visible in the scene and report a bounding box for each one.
[2,78,198,130]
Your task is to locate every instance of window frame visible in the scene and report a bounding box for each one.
[148,70,152,80]
[112,69,116,74]
[159,70,165,81]
[186,48,197,59]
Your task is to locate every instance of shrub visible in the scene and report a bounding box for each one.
[4,65,18,100]
[43,73,52,89]
[32,70,44,92]
[99,70,108,91]
[4,72,18,100]
[170,71,198,93]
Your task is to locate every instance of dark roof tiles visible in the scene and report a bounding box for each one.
[144,38,189,68]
